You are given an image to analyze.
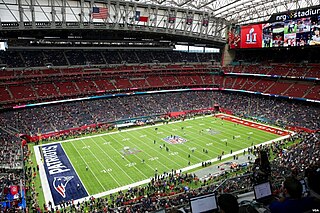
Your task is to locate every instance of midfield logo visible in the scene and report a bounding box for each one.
[53,176,74,198]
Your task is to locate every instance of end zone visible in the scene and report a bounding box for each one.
[34,143,89,206]
[215,114,291,136]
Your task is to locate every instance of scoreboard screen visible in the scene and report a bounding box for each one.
[229,6,320,49]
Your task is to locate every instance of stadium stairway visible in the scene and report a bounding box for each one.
[281,83,294,95]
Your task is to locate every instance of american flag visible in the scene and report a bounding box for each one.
[92,7,108,19]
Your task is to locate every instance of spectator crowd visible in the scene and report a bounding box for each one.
[0,130,26,211]
[0,50,220,68]
[0,91,319,136]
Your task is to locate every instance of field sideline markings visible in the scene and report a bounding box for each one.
[69,140,108,190]
[37,113,292,148]
[34,146,54,207]
[41,115,282,179]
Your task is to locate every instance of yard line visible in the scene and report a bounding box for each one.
[192,117,271,141]
[105,134,168,171]
[116,131,175,170]
[169,120,278,163]
[69,140,107,191]
[125,131,192,169]
[88,137,135,182]
[95,135,149,179]
[78,139,121,187]
[191,129,260,153]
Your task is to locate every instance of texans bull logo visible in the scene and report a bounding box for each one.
[53,176,74,198]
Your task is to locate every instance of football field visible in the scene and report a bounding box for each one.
[36,114,290,205]
[60,115,281,195]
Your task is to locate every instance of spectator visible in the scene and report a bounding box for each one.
[218,193,239,213]
[269,176,319,213]
[252,150,271,184]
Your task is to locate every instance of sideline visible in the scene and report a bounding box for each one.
[34,146,54,206]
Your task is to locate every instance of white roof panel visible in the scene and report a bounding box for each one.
[127,0,320,24]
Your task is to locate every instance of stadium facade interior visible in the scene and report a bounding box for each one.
[0,0,319,212]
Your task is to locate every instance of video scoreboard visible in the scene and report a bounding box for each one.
[229,6,320,49]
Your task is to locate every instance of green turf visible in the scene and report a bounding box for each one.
[61,116,280,195]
